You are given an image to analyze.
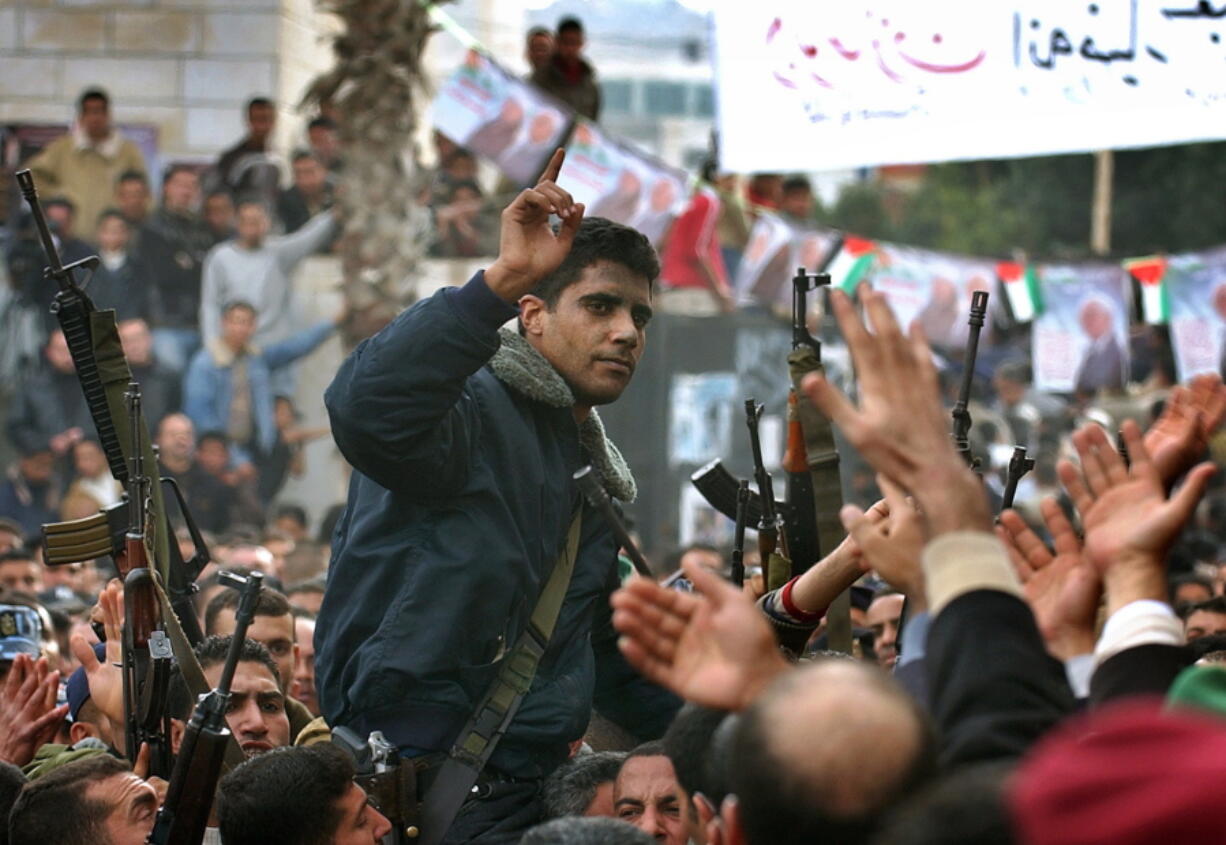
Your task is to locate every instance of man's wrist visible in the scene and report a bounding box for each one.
[484,260,534,304]
[1102,558,1167,616]
[914,465,992,534]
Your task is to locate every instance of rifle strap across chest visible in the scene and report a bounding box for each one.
[788,347,853,656]
[417,509,584,845]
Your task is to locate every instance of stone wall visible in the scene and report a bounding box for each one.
[0,0,339,164]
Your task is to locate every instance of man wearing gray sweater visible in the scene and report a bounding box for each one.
[199,200,337,349]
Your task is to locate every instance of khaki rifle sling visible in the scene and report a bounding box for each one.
[418,510,583,845]
[787,347,853,655]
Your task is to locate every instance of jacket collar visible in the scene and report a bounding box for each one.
[71,126,124,158]
[206,337,260,367]
[489,328,636,502]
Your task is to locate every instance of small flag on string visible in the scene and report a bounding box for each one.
[1124,255,1169,324]
[996,261,1041,323]
[826,235,878,293]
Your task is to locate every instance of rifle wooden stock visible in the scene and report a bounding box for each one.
[781,389,819,575]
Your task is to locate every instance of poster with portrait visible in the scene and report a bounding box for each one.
[558,120,690,248]
[1032,263,1131,393]
[869,244,998,350]
[668,372,739,466]
[432,49,572,186]
[1165,247,1226,381]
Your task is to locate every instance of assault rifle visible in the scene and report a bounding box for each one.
[951,291,989,468]
[148,571,265,845]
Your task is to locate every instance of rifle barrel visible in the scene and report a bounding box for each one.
[15,170,67,279]
[573,467,652,577]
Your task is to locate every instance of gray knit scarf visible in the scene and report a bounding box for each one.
[488,327,637,503]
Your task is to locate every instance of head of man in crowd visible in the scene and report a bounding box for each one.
[77,88,112,143]
[1171,574,1215,614]
[526,26,555,72]
[156,413,195,473]
[0,519,24,555]
[1185,596,1226,642]
[204,189,236,238]
[117,319,156,369]
[662,703,733,832]
[866,590,904,670]
[95,210,131,258]
[114,171,149,224]
[196,432,231,478]
[556,17,586,66]
[542,750,627,819]
[291,611,318,715]
[779,176,814,220]
[217,744,391,845]
[522,816,656,845]
[307,117,340,168]
[206,587,297,692]
[161,165,200,215]
[0,551,43,595]
[725,661,934,845]
[7,754,157,845]
[220,300,259,354]
[245,97,277,147]
[671,544,725,579]
[287,580,325,615]
[0,760,27,841]
[273,504,310,542]
[235,201,271,250]
[45,196,78,240]
[518,217,659,417]
[291,151,329,200]
[613,742,694,845]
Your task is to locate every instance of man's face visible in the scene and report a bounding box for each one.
[557,28,584,63]
[236,204,270,248]
[527,33,554,70]
[293,157,327,196]
[293,616,318,715]
[89,772,160,844]
[221,306,258,350]
[247,105,276,143]
[212,610,296,690]
[204,660,290,757]
[196,440,229,476]
[307,126,339,163]
[162,171,199,213]
[157,415,195,464]
[19,452,54,484]
[0,560,44,593]
[46,204,75,238]
[780,188,813,219]
[79,97,110,140]
[204,194,235,233]
[115,179,149,221]
[118,320,153,366]
[523,261,652,412]
[866,594,905,669]
[1185,610,1226,642]
[73,439,107,479]
[97,215,129,253]
[331,782,393,844]
[613,755,689,845]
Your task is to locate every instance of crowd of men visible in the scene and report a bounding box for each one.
[1,13,1226,845]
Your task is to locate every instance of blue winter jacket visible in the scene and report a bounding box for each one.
[316,272,679,779]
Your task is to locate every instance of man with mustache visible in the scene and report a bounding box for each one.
[318,149,679,843]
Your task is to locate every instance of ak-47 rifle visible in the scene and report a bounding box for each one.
[1000,446,1036,511]
[17,170,208,646]
[120,383,174,779]
[573,467,652,577]
[745,400,784,563]
[951,291,990,468]
[731,480,749,587]
[148,571,264,845]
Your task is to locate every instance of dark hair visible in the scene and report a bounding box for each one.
[448,179,484,199]
[7,755,129,845]
[217,744,353,845]
[528,217,659,308]
[77,88,110,112]
[291,149,322,166]
[522,816,655,845]
[0,550,36,566]
[662,704,731,801]
[116,170,148,188]
[869,762,1016,845]
[220,299,257,318]
[527,25,553,42]
[781,175,812,195]
[44,196,76,215]
[246,97,275,113]
[1170,574,1215,610]
[196,431,230,450]
[274,504,309,529]
[168,636,282,719]
[286,579,325,598]
[234,197,270,215]
[0,760,28,845]
[307,116,337,132]
[557,16,585,35]
[994,360,1032,386]
[205,586,292,635]
[205,188,234,203]
[1188,596,1226,617]
[1189,633,1226,661]
[163,163,198,183]
[95,208,128,228]
[541,751,626,819]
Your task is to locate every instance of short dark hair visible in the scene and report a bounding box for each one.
[557,17,585,35]
[44,196,75,216]
[196,430,230,449]
[7,755,129,845]
[869,762,1016,845]
[205,587,292,636]
[1189,633,1226,662]
[781,175,812,195]
[217,744,353,845]
[307,116,336,132]
[246,97,275,113]
[116,170,147,188]
[1188,596,1226,617]
[541,751,626,819]
[0,760,28,845]
[291,149,321,166]
[274,504,309,529]
[522,816,654,845]
[286,579,325,599]
[77,88,109,112]
[528,217,659,308]
[662,704,731,801]
[527,25,552,42]
[0,550,36,566]
[163,163,198,183]
[1170,574,1215,609]
[95,208,127,228]
[220,300,257,318]
[168,636,282,719]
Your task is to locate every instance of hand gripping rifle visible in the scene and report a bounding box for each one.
[952,291,989,469]
[148,571,265,845]
[120,383,174,779]
[574,467,652,577]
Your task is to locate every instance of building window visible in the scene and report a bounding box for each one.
[692,83,714,117]
[644,81,687,116]
[602,80,634,114]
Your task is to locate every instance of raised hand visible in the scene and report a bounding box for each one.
[841,477,927,608]
[801,287,991,535]
[0,653,69,766]
[611,559,788,712]
[485,148,584,303]
[1059,420,1215,614]
[997,499,1101,659]
[1143,374,1226,485]
[72,581,125,727]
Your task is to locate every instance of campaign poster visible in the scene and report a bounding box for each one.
[733,213,798,310]
[1032,263,1131,393]
[669,372,739,466]
[558,120,690,248]
[870,244,997,350]
[1165,247,1226,381]
[432,49,572,186]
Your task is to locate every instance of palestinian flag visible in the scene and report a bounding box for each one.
[1124,255,1169,324]
[826,236,878,293]
[996,261,1041,323]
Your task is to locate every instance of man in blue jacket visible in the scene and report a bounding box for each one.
[317,150,680,843]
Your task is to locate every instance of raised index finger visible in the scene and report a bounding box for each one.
[539,148,566,185]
